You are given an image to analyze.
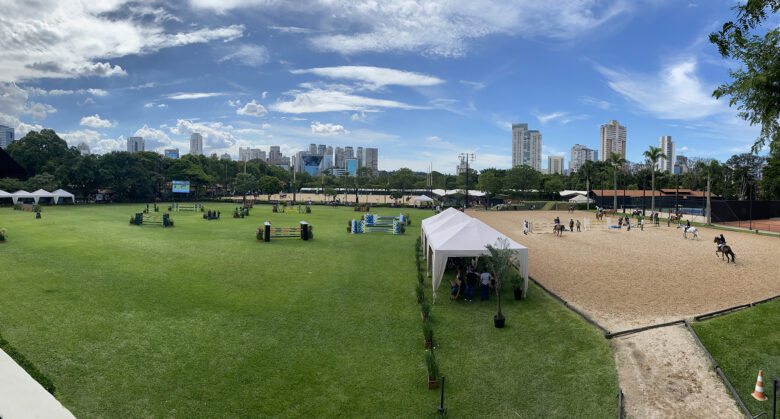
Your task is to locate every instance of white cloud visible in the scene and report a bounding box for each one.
[596,59,726,120]
[219,44,269,66]
[134,124,172,149]
[157,103,168,108]
[167,92,225,100]
[26,87,108,96]
[16,122,44,138]
[351,111,368,122]
[59,129,123,154]
[291,66,443,89]
[80,114,115,128]
[170,119,238,149]
[579,96,613,110]
[0,83,57,126]
[533,111,589,125]
[459,80,487,90]
[268,25,313,34]
[261,91,269,99]
[0,1,244,81]
[236,100,268,117]
[311,122,348,135]
[271,88,422,114]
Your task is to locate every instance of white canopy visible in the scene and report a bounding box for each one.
[568,194,594,203]
[559,190,588,198]
[421,208,470,260]
[52,189,75,204]
[427,217,529,301]
[431,189,486,197]
[11,190,34,204]
[0,189,12,198]
[412,195,434,207]
[31,189,56,204]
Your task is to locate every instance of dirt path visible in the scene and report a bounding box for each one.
[612,325,742,419]
[465,210,780,417]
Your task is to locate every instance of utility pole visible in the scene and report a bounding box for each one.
[458,153,475,208]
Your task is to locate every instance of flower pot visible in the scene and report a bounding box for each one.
[494,315,505,328]
[513,287,523,301]
[427,377,439,389]
[424,339,432,349]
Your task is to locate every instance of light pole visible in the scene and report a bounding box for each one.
[458,153,475,208]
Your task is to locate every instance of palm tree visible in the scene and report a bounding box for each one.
[607,152,627,210]
[696,159,721,224]
[643,146,666,212]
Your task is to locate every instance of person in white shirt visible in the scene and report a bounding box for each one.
[479,271,493,301]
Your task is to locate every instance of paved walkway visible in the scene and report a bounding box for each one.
[0,349,75,419]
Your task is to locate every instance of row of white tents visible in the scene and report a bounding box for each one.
[420,207,529,301]
[0,189,75,204]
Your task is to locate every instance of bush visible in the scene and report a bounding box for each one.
[421,300,431,320]
[425,349,439,380]
[416,283,425,304]
[417,270,424,285]
[422,319,433,343]
[32,204,42,212]
[0,334,55,394]
[256,228,264,241]
[0,228,6,241]
[13,203,21,210]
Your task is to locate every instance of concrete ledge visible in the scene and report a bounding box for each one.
[0,349,74,419]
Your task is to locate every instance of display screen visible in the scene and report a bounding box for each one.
[172,180,191,193]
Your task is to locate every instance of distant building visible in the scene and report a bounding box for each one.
[239,147,266,162]
[164,148,179,159]
[268,146,290,169]
[363,147,378,176]
[190,133,203,156]
[548,156,564,175]
[334,147,345,168]
[674,155,690,175]
[317,144,326,156]
[456,160,468,175]
[357,146,364,167]
[511,123,542,171]
[345,157,358,176]
[220,153,231,160]
[344,146,354,159]
[0,125,15,149]
[657,135,675,173]
[127,136,144,153]
[599,120,627,161]
[77,142,91,156]
[569,144,598,173]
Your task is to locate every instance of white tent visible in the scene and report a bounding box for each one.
[51,189,75,204]
[568,194,594,204]
[428,218,529,301]
[11,190,34,205]
[31,189,55,204]
[412,195,434,207]
[0,189,12,198]
[431,189,487,197]
[420,208,470,261]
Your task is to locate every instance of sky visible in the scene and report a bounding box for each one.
[0,0,767,173]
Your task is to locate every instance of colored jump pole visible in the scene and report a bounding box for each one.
[437,376,446,415]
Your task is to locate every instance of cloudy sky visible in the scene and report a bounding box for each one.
[0,0,763,172]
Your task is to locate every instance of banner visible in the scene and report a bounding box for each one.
[172,180,191,193]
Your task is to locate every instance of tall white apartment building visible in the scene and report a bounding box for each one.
[363,147,378,176]
[657,135,675,173]
[239,147,266,162]
[190,133,203,156]
[569,144,598,173]
[599,120,627,161]
[0,124,15,149]
[548,156,564,175]
[127,136,144,153]
[511,123,542,171]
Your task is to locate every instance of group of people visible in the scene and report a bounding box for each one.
[555,216,581,232]
[203,210,221,220]
[449,259,495,302]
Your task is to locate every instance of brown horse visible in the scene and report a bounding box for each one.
[553,224,565,237]
[713,237,736,263]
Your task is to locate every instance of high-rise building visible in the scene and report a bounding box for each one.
[309,144,317,154]
[569,144,598,173]
[220,153,231,161]
[239,147,266,162]
[344,157,358,176]
[511,123,542,171]
[334,147,345,168]
[0,125,15,149]
[657,135,675,173]
[127,136,144,153]
[190,133,203,156]
[363,147,378,176]
[317,144,326,156]
[267,146,290,169]
[164,148,179,159]
[600,120,627,161]
[77,142,91,155]
[344,146,354,159]
[357,146,364,168]
[674,155,689,175]
[548,156,564,175]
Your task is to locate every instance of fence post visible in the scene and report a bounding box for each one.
[300,221,309,240]
[264,221,271,242]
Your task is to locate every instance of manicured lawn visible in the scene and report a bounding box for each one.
[0,203,616,417]
[693,300,780,416]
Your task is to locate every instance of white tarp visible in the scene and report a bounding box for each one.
[52,189,75,204]
[559,190,588,198]
[421,208,470,262]
[31,189,55,204]
[11,190,34,205]
[431,189,486,197]
[427,217,529,301]
[568,194,594,203]
[413,195,434,207]
[0,189,12,198]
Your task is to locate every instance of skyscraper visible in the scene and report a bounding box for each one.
[127,136,144,153]
[599,120,627,161]
[0,125,15,149]
[511,123,542,171]
[334,147,345,168]
[674,155,690,175]
[569,144,598,173]
[239,147,266,162]
[356,146,364,168]
[548,156,564,175]
[344,146,354,159]
[317,144,326,156]
[190,133,203,156]
[657,135,675,173]
[363,147,378,176]
[77,142,91,156]
[164,148,179,159]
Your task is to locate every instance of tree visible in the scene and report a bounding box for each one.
[505,165,541,196]
[695,159,723,223]
[7,129,76,176]
[477,169,503,205]
[761,155,780,199]
[390,168,416,199]
[25,173,58,191]
[233,173,257,204]
[258,175,284,200]
[485,238,516,327]
[643,146,666,212]
[711,1,780,154]
[726,153,765,200]
[607,152,627,209]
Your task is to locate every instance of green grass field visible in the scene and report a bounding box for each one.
[693,300,780,415]
[0,203,616,417]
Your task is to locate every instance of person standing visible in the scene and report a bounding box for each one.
[576,219,581,232]
[639,218,644,231]
[479,270,492,301]
[569,219,574,232]
[523,219,529,235]
[465,268,478,301]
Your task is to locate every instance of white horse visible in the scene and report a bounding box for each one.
[681,226,698,240]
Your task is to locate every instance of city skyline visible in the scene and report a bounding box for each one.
[0,1,767,173]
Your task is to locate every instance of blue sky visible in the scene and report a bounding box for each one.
[0,0,764,173]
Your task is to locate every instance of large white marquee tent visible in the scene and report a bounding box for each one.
[421,209,529,301]
[9,189,76,205]
[52,189,75,204]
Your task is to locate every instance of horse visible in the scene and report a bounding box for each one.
[553,224,566,237]
[679,225,698,240]
[595,211,604,221]
[714,237,736,263]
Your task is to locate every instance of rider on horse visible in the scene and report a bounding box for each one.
[717,234,727,250]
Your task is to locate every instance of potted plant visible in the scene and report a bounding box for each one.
[421,300,431,321]
[425,349,439,389]
[0,228,7,242]
[485,238,516,328]
[422,319,433,349]
[509,269,524,301]
[416,283,425,304]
